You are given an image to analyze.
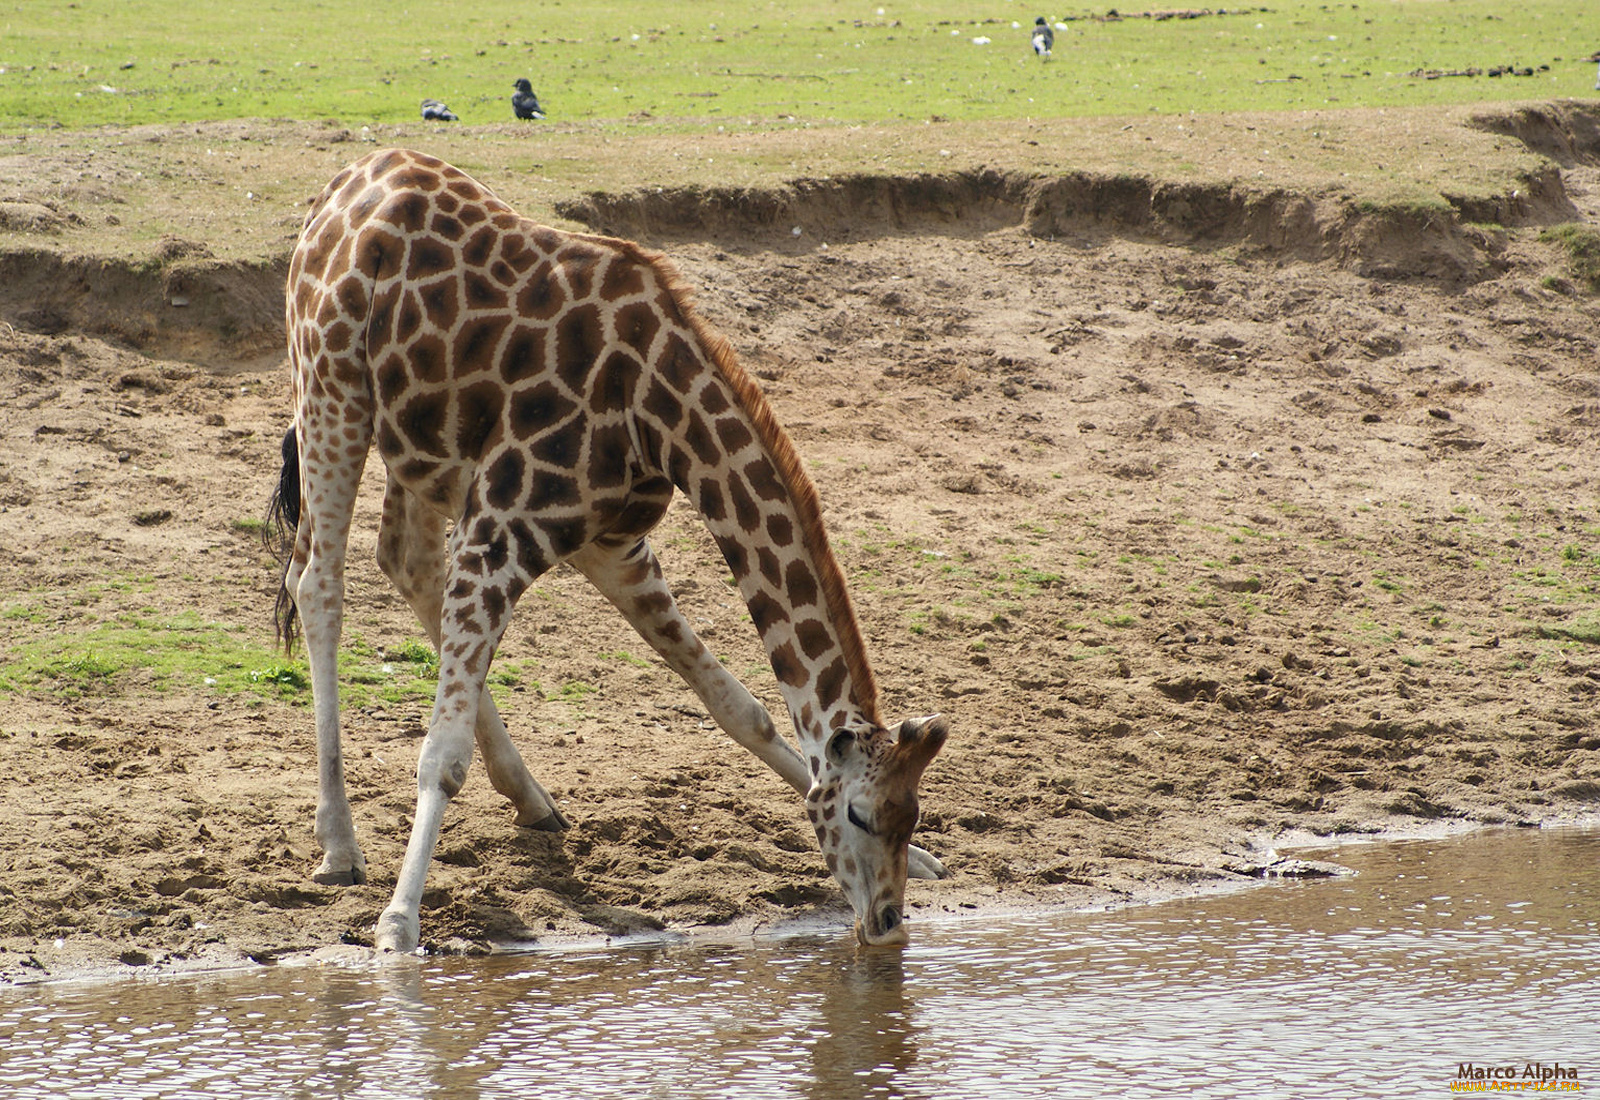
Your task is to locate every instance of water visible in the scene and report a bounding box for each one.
[2,827,1596,1099]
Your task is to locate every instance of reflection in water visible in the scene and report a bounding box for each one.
[0,826,1595,1099]
[806,948,917,1100]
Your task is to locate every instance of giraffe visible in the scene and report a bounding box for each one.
[273,148,950,953]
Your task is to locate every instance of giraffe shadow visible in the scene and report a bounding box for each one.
[425,823,669,945]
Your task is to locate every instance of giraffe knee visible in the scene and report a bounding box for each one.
[438,759,468,798]
[750,710,779,742]
[417,741,472,799]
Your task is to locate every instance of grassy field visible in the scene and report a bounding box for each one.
[1,0,1596,131]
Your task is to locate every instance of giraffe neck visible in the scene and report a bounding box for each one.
[639,294,881,749]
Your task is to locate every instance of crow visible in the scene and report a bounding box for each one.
[512,78,545,120]
[420,98,458,121]
[1031,17,1053,60]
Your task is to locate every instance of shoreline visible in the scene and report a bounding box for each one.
[8,814,1596,989]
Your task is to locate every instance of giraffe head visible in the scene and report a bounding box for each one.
[806,714,948,946]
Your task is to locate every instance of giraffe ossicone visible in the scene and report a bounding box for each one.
[272,148,949,952]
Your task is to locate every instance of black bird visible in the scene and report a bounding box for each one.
[420,97,458,121]
[1031,17,1053,60]
[511,78,545,120]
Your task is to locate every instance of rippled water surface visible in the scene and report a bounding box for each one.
[2,827,1596,1099]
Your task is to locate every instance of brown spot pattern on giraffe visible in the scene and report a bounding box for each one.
[281,149,932,948]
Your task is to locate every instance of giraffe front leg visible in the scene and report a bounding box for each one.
[376,516,542,953]
[570,539,810,791]
[376,638,491,954]
[571,539,948,878]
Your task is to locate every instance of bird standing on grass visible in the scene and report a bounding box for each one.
[1031,17,1054,60]
[512,78,545,120]
[420,98,458,121]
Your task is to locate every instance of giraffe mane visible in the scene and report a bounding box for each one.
[624,242,884,728]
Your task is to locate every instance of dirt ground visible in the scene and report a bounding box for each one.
[2,109,1598,985]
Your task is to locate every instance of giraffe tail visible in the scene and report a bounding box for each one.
[265,425,302,653]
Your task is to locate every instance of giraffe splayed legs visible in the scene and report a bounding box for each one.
[273,149,948,952]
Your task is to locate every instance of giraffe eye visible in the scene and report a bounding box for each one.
[847,805,876,836]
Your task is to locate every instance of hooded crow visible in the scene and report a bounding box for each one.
[1032,17,1054,60]
[420,98,458,121]
[512,78,545,120]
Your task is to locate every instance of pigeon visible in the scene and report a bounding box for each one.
[1031,17,1053,60]
[420,98,458,121]
[512,78,545,120]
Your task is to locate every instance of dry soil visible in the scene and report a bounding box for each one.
[1,108,1598,984]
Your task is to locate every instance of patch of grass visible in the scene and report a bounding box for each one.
[488,662,526,688]
[0,612,454,707]
[1535,618,1600,646]
[1540,224,1600,294]
[248,664,309,692]
[45,652,122,695]
[387,637,440,674]
[0,603,48,624]
[557,679,598,702]
[0,611,295,701]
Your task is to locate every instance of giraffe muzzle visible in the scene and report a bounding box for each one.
[858,904,909,947]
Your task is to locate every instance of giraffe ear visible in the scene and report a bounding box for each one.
[826,728,862,765]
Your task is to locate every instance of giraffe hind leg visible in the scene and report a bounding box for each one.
[286,393,372,886]
[375,476,568,830]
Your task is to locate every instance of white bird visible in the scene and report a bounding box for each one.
[1032,16,1054,60]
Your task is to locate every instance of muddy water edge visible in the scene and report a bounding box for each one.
[0,826,1594,1099]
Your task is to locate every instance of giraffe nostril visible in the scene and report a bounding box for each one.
[880,905,902,933]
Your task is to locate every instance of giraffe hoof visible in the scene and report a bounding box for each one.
[518,806,571,832]
[908,845,948,881]
[313,859,368,887]
[375,907,421,954]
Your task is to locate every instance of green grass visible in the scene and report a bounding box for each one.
[1540,224,1600,293]
[0,606,455,706]
[0,610,300,701]
[1,0,1596,132]
[1536,618,1600,645]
